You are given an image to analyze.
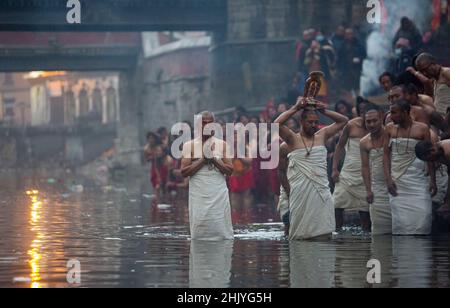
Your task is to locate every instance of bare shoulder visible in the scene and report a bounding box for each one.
[413,121,430,135]
[414,121,429,130]
[441,139,450,148]
[346,117,363,129]
[419,94,434,106]
[360,134,371,149]
[280,142,289,156]
[443,67,450,81]
[349,117,364,126]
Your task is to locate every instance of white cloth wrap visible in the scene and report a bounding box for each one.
[334,138,369,212]
[189,165,234,241]
[369,148,392,235]
[434,83,450,117]
[287,146,335,240]
[389,138,432,235]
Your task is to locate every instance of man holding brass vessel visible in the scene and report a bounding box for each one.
[274,72,349,240]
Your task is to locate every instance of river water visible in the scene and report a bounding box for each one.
[0,170,449,288]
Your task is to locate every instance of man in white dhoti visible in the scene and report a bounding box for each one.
[181,111,234,241]
[383,100,437,235]
[360,104,392,235]
[332,98,371,232]
[275,98,348,240]
[415,139,450,215]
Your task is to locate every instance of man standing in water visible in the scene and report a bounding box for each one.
[275,98,348,240]
[332,99,371,232]
[383,100,437,235]
[415,53,450,117]
[415,139,450,215]
[360,104,392,235]
[181,111,234,241]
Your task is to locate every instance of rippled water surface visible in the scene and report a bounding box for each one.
[0,171,449,288]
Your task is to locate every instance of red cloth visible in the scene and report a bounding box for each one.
[150,159,169,189]
[270,168,281,196]
[432,0,441,31]
[229,170,255,193]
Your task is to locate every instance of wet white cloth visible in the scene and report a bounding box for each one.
[334,138,369,212]
[288,146,335,240]
[389,138,432,235]
[189,165,234,241]
[434,82,450,117]
[277,186,289,221]
[189,240,233,288]
[369,148,392,235]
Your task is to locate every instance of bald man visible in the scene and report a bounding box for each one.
[415,53,450,117]
[332,99,371,232]
[416,139,450,215]
[181,111,234,241]
[360,104,391,235]
[384,100,437,235]
[275,98,348,240]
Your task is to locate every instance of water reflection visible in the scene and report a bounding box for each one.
[334,236,372,288]
[0,171,449,288]
[370,236,393,288]
[289,241,336,288]
[392,236,432,288]
[27,190,43,288]
[189,240,233,288]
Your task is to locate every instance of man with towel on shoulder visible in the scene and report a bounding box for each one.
[275,98,349,240]
[181,111,234,241]
[383,100,437,235]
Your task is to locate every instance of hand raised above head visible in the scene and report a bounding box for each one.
[295,97,308,111]
[314,101,326,111]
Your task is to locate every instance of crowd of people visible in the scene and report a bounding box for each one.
[173,51,450,241]
[143,102,294,215]
[294,17,438,102]
[144,16,450,241]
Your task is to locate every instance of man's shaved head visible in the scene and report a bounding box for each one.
[200,111,215,121]
[196,111,217,140]
[415,53,441,79]
[415,53,436,68]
